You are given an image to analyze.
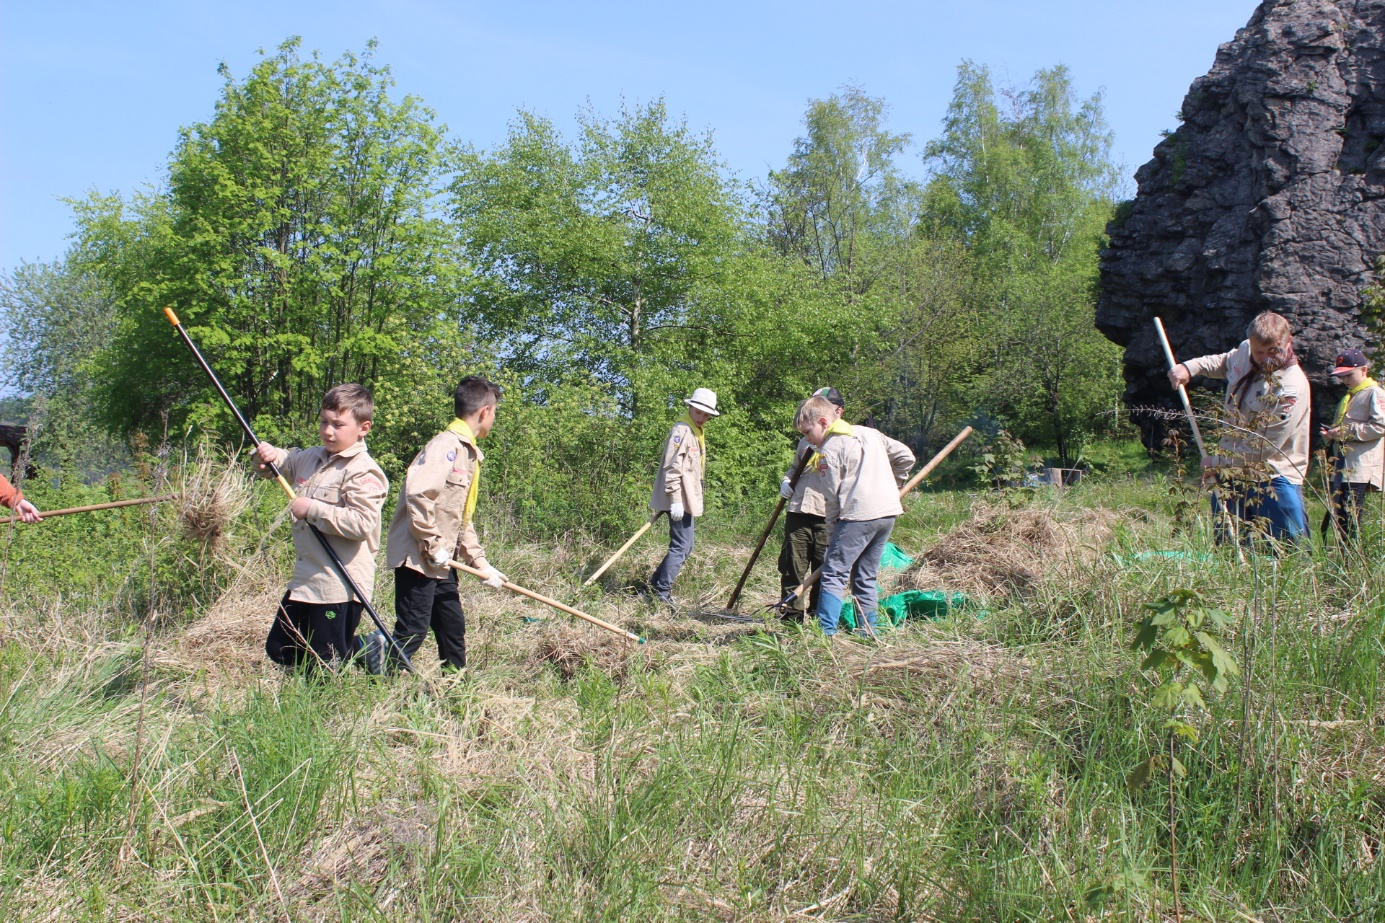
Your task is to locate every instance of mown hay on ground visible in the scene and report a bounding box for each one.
[900,502,1119,599]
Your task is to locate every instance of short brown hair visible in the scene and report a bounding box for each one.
[795,395,837,431]
[322,383,374,423]
[454,375,502,418]
[1247,311,1292,345]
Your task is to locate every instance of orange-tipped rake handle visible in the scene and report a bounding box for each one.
[450,559,645,644]
[583,512,662,587]
[163,305,416,674]
[773,425,975,610]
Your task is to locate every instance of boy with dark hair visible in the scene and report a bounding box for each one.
[253,382,390,670]
[385,375,507,672]
[796,395,915,636]
[776,387,844,622]
[647,387,718,605]
[1321,348,1385,542]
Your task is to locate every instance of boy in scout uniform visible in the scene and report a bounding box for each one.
[647,387,718,605]
[776,387,844,622]
[796,394,915,636]
[385,376,507,672]
[1321,348,1385,542]
[252,383,390,671]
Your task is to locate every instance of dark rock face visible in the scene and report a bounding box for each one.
[1097,0,1385,433]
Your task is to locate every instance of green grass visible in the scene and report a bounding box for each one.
[1,457,1383,921]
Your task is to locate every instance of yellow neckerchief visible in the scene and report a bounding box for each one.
[445,417,482,525]
[679,412,706,453]
[1332,377,1378,432]
[807,418,854,469]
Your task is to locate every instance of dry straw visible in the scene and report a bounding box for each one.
[901,503,1118,599]
[174,444,254,549]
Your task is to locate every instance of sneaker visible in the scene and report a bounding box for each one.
[359,630,386,675]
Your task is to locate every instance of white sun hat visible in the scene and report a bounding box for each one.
[684,387,720,416]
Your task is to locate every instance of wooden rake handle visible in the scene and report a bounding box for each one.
[583,512,662,587]
[451,559,645,644]
[1153,317,1209,459]
[0,494,174,525]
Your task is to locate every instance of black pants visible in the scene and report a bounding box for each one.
[393,565,467,671]
[265,594,363,670]
[777,512,828,618]
[1324,480,1373,543]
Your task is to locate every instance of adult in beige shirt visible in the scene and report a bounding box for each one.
[1321,348,1385,542]
[1169,311,1311,544]
[647,388,718,604]
[776,387,844,620]
[385,376,507,673]
[253,384,389,670]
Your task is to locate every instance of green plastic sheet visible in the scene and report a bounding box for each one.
[840,589,971,629]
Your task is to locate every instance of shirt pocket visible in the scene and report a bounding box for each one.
[442,466,471,512]
[306,467,345,506]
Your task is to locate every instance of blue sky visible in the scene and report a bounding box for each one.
[1,0,1259,272]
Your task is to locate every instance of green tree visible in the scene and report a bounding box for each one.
[924,62,1123,466]
[763,86,915,290]
[0,256,125,474]
[74,38,469,461]
[761,88,982,452]
[452,99,743,418]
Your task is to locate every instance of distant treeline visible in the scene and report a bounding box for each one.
[1,38,1125,535]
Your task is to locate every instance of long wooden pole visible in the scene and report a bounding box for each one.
[450,559,645,644]
[583,512,662,587]
[1153,317,1209,457]
[773,425,974,611]
[0,494,173,525]
[724,447,813,611]
[1154,317,1243,557]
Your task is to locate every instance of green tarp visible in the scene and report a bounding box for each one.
[878,542,914,571]
[840,589,971,629]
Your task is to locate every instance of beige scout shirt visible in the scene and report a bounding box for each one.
[1334,385,1385,488]
[650,420,705,517]
[252,440,389,605]
[1183,340,1312,484]
[785,438,827,517]
[819,425,916,531]
[386,428,490,580]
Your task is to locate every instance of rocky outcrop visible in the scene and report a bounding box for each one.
[1097,0,1385,433]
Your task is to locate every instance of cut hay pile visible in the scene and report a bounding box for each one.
[530,621,634,681]
[170,566,280,686]
[900,503,1119,599]
[173,446,254,549]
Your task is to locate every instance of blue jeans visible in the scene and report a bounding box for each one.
[650,512,695,598]
[817,517,896,634]
[1212,475,1306,545]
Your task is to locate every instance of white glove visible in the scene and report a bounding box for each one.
[779,477,794,500]
[669,501,685,521]
[429,546,453,568]
[481,567,507,589]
